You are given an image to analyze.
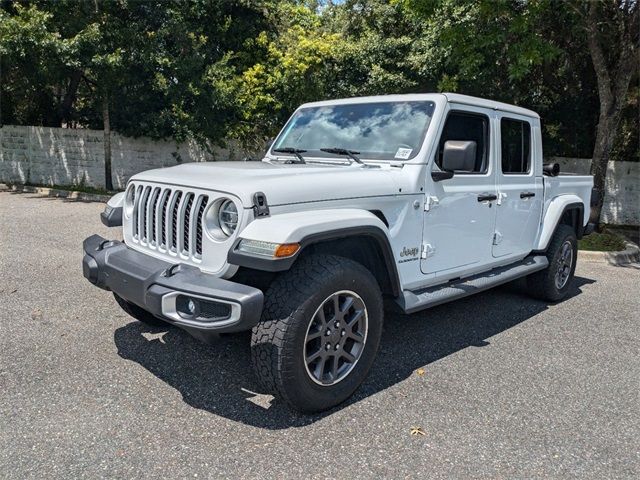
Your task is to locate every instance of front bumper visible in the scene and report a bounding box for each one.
[82,234,263,341]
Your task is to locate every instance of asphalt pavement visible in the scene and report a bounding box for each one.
[1,191,638,479]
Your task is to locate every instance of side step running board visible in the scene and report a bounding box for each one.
[398,255,549,314]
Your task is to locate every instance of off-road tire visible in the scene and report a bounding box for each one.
[113,293,170,327]
[250,254,384,413]
[527,225,578,302]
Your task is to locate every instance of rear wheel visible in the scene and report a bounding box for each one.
[250,254,383,413]
[527,225,578,302]
[113,293,170,327]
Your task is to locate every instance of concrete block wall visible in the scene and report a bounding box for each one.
[0,125,244,190]
[553,157,639,226]
[1,125,638,225]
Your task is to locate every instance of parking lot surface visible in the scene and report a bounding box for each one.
[1,191,639,479]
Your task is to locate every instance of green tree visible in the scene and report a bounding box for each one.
[323,0,424,96]
[402,0,638,225]
[230,2,341,149]
[0,3,70,126]
[568,0,639,223]
[1,0,272,188]
[230,0,429,148]
[2,0,636,210]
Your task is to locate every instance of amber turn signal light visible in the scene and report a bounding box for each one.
[274,243,300,258]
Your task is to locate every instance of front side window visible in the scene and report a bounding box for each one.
[500,118,531,174]
[273,101,436,161]
[435,111,490,173]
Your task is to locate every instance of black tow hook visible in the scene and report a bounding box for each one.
[164,264,183,278]
[98,240,116,251]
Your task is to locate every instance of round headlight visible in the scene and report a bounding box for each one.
[218,199,238,236]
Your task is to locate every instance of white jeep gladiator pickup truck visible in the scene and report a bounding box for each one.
[83,93,594,412]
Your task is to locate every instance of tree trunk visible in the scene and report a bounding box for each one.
[583,1,638,226]
[58,70,82,127]
[589,106,622,225]
[103,95,113,191]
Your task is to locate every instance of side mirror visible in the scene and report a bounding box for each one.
[543,162,560,176]
[431,170,454,182]
[442,140,477,172]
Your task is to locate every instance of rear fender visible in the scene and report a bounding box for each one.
[535,195,585,251]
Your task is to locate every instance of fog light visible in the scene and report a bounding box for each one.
[176,295,199,319]
[187,299,196,314]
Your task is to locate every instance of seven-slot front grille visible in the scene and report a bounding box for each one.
[131,185,209,258]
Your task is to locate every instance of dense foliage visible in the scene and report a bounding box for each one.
[1,0,637,163]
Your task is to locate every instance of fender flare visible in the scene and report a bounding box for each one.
[227,209,401,296]
[535,195,585,251]
[101,191,125,227]
[107,191,126,208]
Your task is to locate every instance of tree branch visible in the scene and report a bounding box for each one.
[82,74,97,89]
[567,0,587,20]
[611,0,639,103]
[585,1,613,109]
[613,42,637,101]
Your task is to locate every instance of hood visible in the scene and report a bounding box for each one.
[130,161,413,207]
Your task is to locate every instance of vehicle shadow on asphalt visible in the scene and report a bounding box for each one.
[113,276,594,429]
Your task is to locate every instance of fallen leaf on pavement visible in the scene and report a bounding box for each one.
[410,427,426,436]
[142,331,167,343]
[416,368,425,376]
[241,388,274,410]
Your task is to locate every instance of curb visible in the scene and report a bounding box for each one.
[578,241,640,266]
[0,183,111,203]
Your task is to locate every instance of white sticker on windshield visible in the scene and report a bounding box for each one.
[394,147,413,159]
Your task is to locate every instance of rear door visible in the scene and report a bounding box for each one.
[492,115,543,258]
[421,105,498,277]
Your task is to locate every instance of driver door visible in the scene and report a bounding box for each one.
[421,105,498,278]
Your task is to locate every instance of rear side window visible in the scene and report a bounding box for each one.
[436,112,490,173]
[501,118,531,174]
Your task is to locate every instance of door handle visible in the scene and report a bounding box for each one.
[520,192,535,199]
[477,193,498,202]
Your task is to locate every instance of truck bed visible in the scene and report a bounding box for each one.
[543,174,593,226]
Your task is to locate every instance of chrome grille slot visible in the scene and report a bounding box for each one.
[138,186,151,241]
[132,186,141,238]
[159,190,171,248]
[182,193,195,254]
[129,182,210,262]
[195,197,208,256]
[148,187,161,245]
[170,191,183,252]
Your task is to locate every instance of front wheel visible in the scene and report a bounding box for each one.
[251,254,383,413]
[527,225,578,302]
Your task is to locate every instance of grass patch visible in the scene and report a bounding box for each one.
[579,231,627,252]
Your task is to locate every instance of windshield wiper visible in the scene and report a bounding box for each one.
[272,147,307,164]
[320,147,365,165]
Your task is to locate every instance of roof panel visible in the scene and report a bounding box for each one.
[298,92,539,118]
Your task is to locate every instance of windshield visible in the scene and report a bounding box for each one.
[272,101,436,161]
